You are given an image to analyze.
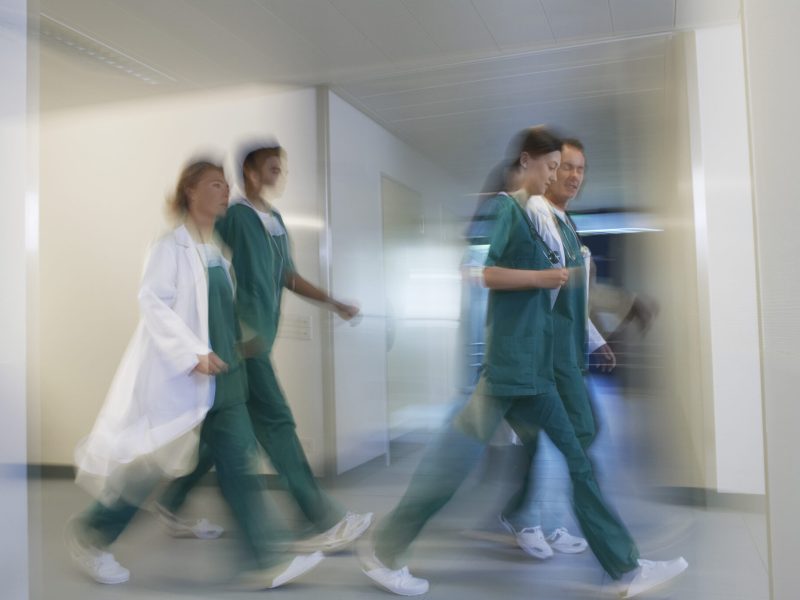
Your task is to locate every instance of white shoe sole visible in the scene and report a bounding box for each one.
[622,558,689,599]
[362,568,429,596]
[64,520,130,585]
[294,513,374,553]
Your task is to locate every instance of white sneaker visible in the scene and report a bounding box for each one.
[233,551,325,590]
[293,511,373,553]
[358,541,429,596]
[498,515,553,560]
[546,527,588,554]
[620,557,688,598]
[154,503,224,539]
[65,520,130,585]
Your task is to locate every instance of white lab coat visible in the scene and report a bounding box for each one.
[75,224,220,498]
[526,195,606,353]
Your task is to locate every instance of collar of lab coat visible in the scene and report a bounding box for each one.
[174,223,235,292]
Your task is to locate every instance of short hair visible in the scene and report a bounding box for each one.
[561,138,585,154]
[167,159,224,219]
[242,145,284,181]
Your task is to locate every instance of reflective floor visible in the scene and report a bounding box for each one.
[28,378,768,599]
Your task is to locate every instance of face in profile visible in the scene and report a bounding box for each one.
[258,154,287,201]
[522,150,561,196]
[187,168,230,220]
[547,144,586,202]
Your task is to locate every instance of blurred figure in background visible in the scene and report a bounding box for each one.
[68,160,324,589]
[157,142,372,552]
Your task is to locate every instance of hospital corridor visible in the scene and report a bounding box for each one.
[1,1,797,599]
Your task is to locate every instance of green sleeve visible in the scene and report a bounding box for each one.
[272,210,296,278]
[485,196,514,268]
[215,205,277,341]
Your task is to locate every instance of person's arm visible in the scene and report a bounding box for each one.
[483,266,568,290]
[285,271,359,320]
[587,318,616,373]
[483,196,569,291]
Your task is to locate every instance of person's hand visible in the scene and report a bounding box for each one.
[193,352,228,375]
[591,343,617,373]
[331,300,360,321]
[537,268,569,289]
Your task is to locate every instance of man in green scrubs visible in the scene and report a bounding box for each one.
[158,144,372,550]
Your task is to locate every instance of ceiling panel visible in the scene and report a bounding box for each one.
[39,0,197,82]
[399,0,499,56]
[471,0,554,50]
[330,0,442,64]
[541,0,613,41]
[360,56,664,118]
[338,35,667,97]
[611,0,675,33]
[255,0,386,71]
[675,0,740,28]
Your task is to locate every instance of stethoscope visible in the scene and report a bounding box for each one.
[505,194,561,266]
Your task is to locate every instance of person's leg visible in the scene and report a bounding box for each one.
[554,366,597,450]
[201,402,290,570]
[373,390,510,568]
[500,431,543,530]
[505,392,639,580]
[79,458,163,548]
[501,368,594,535]
[246,354,343,531]
[157,441,215,514]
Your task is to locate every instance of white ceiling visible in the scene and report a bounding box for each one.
[37,0,740,209]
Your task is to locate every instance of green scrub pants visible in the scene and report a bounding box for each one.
[372,386,639,580]
[160,353,343,532]
[501,366,596,531]
[79,402,289,570]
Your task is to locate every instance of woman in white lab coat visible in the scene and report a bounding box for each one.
[67,160,323,589]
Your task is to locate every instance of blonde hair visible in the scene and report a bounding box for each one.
[167,160,224,219]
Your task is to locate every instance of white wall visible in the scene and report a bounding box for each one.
[690,24,764,495]
[649,27,765,495]
[0,1,31,597]
[38,85,328,472]
[742,1,800,597]
[327,90,464,473]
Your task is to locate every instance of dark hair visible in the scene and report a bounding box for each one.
[466,127,561,240]
[561,137,585,154]
[506,126,563,168]
[167,160,224,219]
[242,145,285,182]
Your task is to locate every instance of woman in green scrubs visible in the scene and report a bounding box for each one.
[359,128,686,599]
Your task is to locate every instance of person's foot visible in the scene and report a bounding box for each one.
[292,511,373,553]
[233,551,325,590]
[498,514,553,559]
[154,503,224,539]
[357,538,429,596]
[619,557,688,598]
[546,527,588,554]
[65,518,130,585]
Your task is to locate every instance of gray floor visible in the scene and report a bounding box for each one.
[27,379,769,600]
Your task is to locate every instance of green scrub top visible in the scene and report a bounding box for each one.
[552,215,588,371]
[482,193,559,397]
[206,253,247,411]
[215,202,295,354]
